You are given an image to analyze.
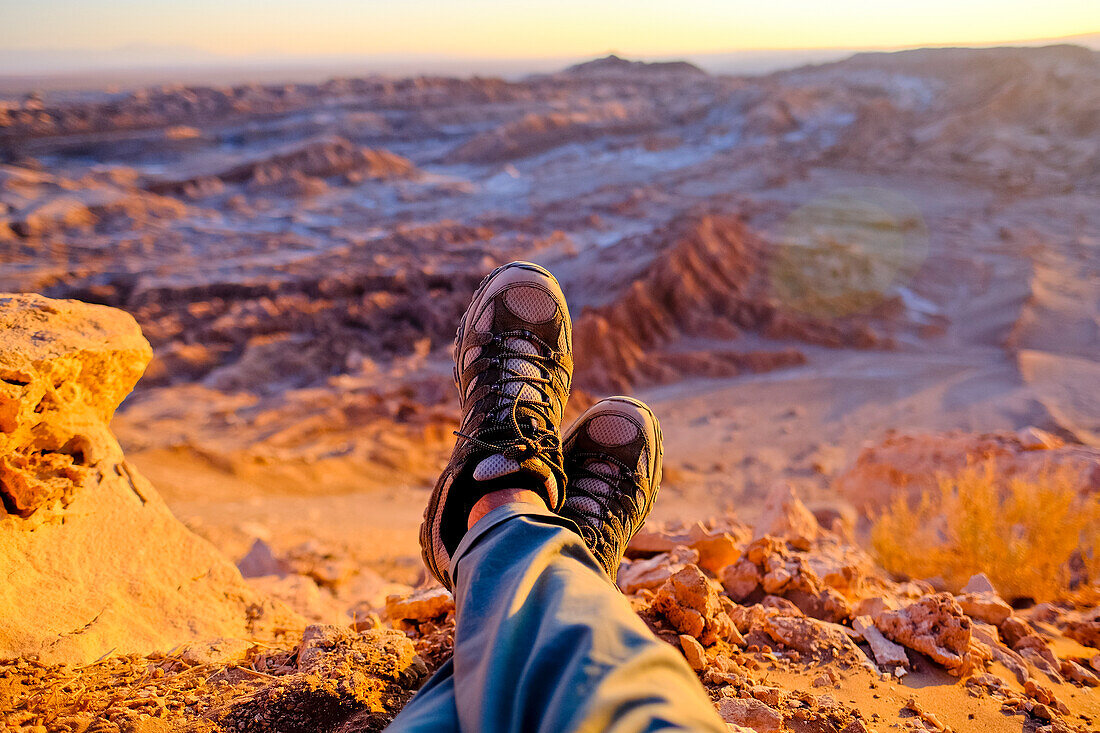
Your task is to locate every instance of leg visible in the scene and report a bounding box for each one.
[449,503,726,733]
[384,659,460,733]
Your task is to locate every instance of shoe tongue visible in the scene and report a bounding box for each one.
[485,336,549,428]
[472,454,523,481]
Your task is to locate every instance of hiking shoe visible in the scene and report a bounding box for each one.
[420,261,573,589]
[559,396,663,580]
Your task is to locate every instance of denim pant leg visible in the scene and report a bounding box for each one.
[384,658,461,732]
[449,504,726,733]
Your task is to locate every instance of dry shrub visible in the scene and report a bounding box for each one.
[871,461,1100,601]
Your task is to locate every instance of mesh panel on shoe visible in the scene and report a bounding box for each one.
[566,495,603,523]
[637,446,649,474]
[432,475,453,577]
[464,375,480,401]
[568,461,619,526]
[503,286,556,322]
[462,346,481,370]
[587,414,640,446]
[474,303,494,332]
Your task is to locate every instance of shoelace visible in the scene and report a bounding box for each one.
[565,451,642,541]
[454,330,564,465]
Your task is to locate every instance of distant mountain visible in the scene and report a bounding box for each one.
[564,54,707,76]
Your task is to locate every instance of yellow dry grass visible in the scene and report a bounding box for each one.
[871,461,1100,601]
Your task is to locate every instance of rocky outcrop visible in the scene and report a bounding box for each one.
[145,136,418,197]
[571,213,883,392]
[0,294,151,516]
[835,429,1100,514]
[0,294,302,663]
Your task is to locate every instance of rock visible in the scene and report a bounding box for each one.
[956,592,1012,625]
[654,565,717,639]
[691,531,742,575]
[1061,659,1100,686]
[0,293,150,516]
[961,573,997,595]
[721,559,762,601]
[851,596,897,618]
[0,294,303,664]
[177,637,253,666]
[238,538,289,578]
[852,615,909,669]
[619,551,690,594]
[385,587,454,625]
[874,594,973,675]
[1064,616,1100,649]
[971,622,1030,685]
[761,614,861,660]
[341,567,412,612]
[653,564,737,645]
[999,616,1036,647]
[753,484,820,545]
[248,574,341,624]
[717,697,783,733]
[679,634,707,671]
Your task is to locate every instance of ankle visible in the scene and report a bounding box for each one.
[468,488,546,530]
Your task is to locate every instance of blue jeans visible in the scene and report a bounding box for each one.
[386,504,725,733]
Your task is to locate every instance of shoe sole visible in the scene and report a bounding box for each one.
[563,395,664,531]
[419,260,566,588]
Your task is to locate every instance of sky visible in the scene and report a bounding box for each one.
[2,0,1098,62]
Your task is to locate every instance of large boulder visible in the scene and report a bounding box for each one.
[0,294,302,663]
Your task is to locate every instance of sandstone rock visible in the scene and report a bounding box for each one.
[653,564,737,645]
[1061,659,1100,686]
[385,587,454,625]
[0,294,150,516]
[248,573,341,624]
[679,634,707,671]
[238,537,289,578]
[971,622,1030,685]
[0,294,303,664]
[999,616,1036,647]
[619,550,693,594]
[1016,426,1063,450]
[691,531,742,574]
[722,559,762,601]
[761,614,861,660]
[177,637,254,666]
[718,696,784,733]
[956,592,1012,625]
[874,594,973,675]
[1064,616,1100,649]
[753,484,820,545]
[654,565,717,639]
[851,596,897,618]
[852,615,909,670]
[961,573,997,595]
